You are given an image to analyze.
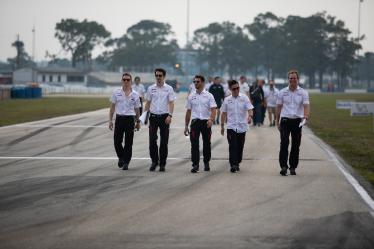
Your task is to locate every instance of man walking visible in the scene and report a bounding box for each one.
[220,80,253,173]
[239,75,250,98]
[184,75,217,173]
[144,68,176,172]
[276,70,310,176]
[109,73,141,170]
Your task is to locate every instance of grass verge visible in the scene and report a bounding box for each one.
[0,97,109,127]
[309,93,374,186]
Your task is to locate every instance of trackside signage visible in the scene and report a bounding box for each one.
[336,100,355,109]
[350,102,374,116]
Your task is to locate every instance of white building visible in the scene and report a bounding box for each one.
[13,67,87,85]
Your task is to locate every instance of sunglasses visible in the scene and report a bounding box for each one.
[193,80,201,83]
[231,87,239,91]
[122,78,131,82]
[155,74,164,78]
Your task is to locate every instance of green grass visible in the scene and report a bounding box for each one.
[0,97,110,127]
[309,93,374,186]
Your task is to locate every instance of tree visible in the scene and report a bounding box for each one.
[110,20,178,70]
[7,37,34,70]
[55,19,110,67]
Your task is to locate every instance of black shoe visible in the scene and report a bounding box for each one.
[118,159,124,168]
[191,165,199,173]
[236,165,240,171]
[204,162,210,171]
[149,163,157,171]
[290,168,296,175]
[159,165,165,172]
[230,167,237,173]
[122,163,129,170]
[280,167,288,176]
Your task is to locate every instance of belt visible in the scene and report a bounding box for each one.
[150,113,168,118]
[116,114,135,117]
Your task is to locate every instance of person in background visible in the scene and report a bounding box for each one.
[276,69,310,176]
[239,76,250,98]
[265,79,279,126]
[109,73,141,170]
[209,76,225,125]
[132,76,145,115]
[220,80,253,173]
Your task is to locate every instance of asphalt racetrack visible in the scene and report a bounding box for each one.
[1,93,374,249]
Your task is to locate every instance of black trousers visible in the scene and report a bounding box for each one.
[190,119,212,166]
[139,97,143,115]
[114,115,135,163]
[227,129,246,167]
[149,113,170,166]
[279,118,302,169]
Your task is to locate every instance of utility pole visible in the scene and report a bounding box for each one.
[32,26,36,62]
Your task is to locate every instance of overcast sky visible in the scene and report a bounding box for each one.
[1,0,373,62]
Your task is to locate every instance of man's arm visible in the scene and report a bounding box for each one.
[184,109,191,136]
[304,104,310,120]
[109,103,115,130]
[276,104,282,130]
[220,112,227,135]
[165,101,174,125]
[247,109,253,124]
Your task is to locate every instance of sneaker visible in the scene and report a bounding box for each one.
[204,162,210,171]
[191,165,199,173]
[280,167,288,176]
[122,163,129,170]
[159,165,165,172]
[149,163,157,171]
[290,168,296,175]
[118,159,124,168]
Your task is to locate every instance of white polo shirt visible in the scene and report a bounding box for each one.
[276,86,309,119]
[110,89,141,116]
[239,82,250,95]
[221,93,254,133]
[145,83,176,114]
[132,83,145,98]
[186,89,217,120]
[265,87,279,107]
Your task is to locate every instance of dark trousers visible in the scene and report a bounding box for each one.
[139,97,143,115]
[114,115,135,163]
[189,119,212,166]
[227,129,246,167]
[253,102,262,125]
[279,118,302,169]
[149,113,170,166]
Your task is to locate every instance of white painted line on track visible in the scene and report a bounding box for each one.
[3,124,187,129]
[308,132,374,212]
[0,156,187,160]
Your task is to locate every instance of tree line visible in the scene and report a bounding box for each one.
[6,12,374,89]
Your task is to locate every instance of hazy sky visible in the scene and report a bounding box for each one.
[1,0,373,62]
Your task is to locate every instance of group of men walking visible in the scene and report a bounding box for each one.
[109,68,310,176]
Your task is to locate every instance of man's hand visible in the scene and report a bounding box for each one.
[207,119,213,128]
[184,126,189,136]
[248,116,252,124]
[220,125,225,136]
[165,116,172,125]
[277,120,281,131]
[109,121,113,131]
[135,122,140,131]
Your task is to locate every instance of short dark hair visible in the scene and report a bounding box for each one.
[194,75,205,82]
[122,73,132,80]
[214,76,220,80]
[288,69,299,79]
[134,76,140,81]
[155,68,166,76]
[228,80,239,88]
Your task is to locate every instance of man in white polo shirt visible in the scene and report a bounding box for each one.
[276,69,310,176]
[109,73,141,170]
[265,80,279,126]
[220,80,253,173]
[144,68,176,172]
[132,76,145,115]
[239,75,250,98]
[184,75,217,173]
